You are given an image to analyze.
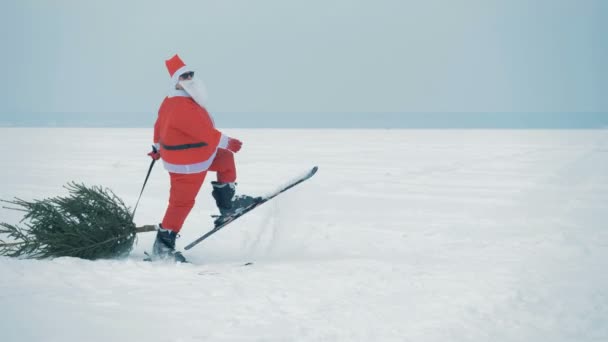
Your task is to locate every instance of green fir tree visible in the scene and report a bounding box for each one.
[0,182,155,260]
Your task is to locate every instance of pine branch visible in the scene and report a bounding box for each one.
[0,182,141,260]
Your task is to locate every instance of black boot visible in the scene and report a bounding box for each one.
[211,182,262,226]
[152,225,187,263]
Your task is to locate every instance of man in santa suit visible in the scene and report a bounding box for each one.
[148,54,260,262]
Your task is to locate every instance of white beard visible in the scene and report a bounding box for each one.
[179,78,209,108]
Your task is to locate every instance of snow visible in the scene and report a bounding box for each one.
[1,128,607,342]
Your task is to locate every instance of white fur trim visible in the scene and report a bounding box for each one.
[218,134,229,149]
[162,148,218,174]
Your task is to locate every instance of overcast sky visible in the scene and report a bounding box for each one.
[0,0,606,127]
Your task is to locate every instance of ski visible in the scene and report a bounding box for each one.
[142,251,254,267]
[143,251,188,263]
[184,166,319,250]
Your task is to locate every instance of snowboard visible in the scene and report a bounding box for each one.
[184,166,319,250]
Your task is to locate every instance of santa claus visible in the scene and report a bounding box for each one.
[148,54,260,262]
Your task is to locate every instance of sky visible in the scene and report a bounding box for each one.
[0,0,606,128]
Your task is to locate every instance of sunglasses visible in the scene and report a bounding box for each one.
[179,71,194,79]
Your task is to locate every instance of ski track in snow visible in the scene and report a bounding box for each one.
[1,128,607,342]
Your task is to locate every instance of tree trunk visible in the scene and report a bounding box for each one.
[135,225,157,233]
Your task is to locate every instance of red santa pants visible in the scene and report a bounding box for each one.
[161,149,237,232]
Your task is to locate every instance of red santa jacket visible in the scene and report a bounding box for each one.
[153,94,222,166]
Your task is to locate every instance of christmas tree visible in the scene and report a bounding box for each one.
[0,182,155,260]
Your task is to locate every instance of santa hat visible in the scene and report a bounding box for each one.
[165,54,193,86]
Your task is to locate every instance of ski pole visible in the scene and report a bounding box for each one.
[132,146,157,219]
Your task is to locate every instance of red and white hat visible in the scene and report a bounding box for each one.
[165,54,193,86]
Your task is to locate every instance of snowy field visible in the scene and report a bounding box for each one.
[1,128,607,342]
